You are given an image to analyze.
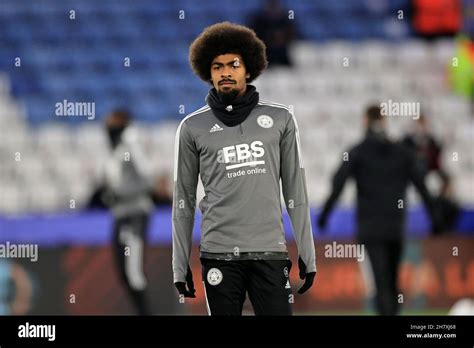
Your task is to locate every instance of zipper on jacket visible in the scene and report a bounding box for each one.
[239,123,244,136]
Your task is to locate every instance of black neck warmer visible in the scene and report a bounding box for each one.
[206,85,259,127]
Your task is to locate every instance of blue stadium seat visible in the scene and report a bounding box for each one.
[0,0,412,124]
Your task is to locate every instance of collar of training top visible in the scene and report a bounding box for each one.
[206,84,259,127]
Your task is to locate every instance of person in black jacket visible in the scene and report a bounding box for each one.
[317,105,439,315]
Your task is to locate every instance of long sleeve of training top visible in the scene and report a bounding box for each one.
[280,111,316,273]
[172,121,199,283]
[172,102,317,283]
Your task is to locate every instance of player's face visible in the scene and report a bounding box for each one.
[210,53,250,98]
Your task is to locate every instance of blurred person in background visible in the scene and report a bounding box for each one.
[402,115,462,233]
[102,109,154,315]
[448,35,474,100]
[402,114,448,183]
[0,260,33,315]
[448,25,474,110]
[432,177,461,233]
[412,0,462,40]
[317,105,440,315]
[247,0,296,67]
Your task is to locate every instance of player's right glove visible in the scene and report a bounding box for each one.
[297,257,316,294]
[174,265,196,298]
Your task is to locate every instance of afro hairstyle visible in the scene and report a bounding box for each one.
[189,22,268,84]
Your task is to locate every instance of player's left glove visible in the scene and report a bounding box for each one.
[174,265,196,298]
[297,256,316,294]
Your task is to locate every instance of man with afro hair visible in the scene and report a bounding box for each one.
[172,22,316,315]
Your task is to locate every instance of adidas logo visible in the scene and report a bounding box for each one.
[209,124,223,133]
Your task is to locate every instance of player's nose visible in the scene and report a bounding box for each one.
[221,66,233,77]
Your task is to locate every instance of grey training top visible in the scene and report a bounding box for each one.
[172,100,316,283]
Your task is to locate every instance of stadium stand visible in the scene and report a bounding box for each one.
[0,0,471,217]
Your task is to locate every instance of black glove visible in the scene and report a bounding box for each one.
[174,265,196,298]
[297,257,316,294]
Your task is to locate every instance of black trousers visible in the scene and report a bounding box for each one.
[112,213,150,315]
[201,258,293,316]
[365,241,403,315]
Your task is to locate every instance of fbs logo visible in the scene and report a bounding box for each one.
[217,140,265,170]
